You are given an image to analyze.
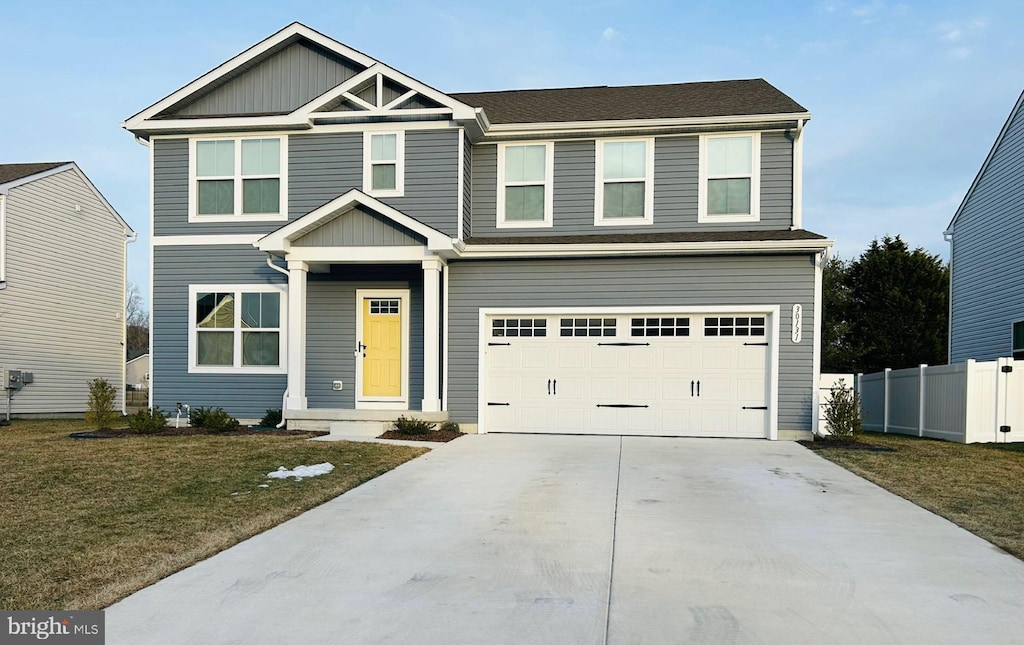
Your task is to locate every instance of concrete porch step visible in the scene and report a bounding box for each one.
[328,421,390,437]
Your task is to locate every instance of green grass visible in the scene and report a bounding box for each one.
[806,432,1024,559]
[0,419,427,610]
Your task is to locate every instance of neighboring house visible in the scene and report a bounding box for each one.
[124,23,832,439]
[126,353,150,389]
[0,162,136,415]
[946,89,1024,363]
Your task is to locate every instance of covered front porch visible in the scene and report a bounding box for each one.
[255,190,455,433]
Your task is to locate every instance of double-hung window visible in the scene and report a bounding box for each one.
[363,131,404,197]
[190,136,287,221]
[189,285,287,373]
[699,133,760,222]
[497,143,553,227]
[595,138,654,225]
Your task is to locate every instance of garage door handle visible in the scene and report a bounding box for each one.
[553,379,557,395]
[547,379,551,395]
[597,342,650,346]
[488,342,511,346]
[488,402,511,406]
[743,342,769,346]
[742,406,768,410]
[596,404,649,408]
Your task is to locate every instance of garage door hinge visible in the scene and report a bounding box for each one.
[487,402,511,406]
[596,404,650,408]
[743,342,769,346]
[742,406,768,410]
[488,342,511,346]
[597,342,651,347]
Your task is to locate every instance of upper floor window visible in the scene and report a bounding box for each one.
[363,131,405,197]
[595,138,654,226]
[497,142,553,228]
[698,133,760,223]
[189,136,287,222]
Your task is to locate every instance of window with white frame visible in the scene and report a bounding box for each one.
[595,138,654,225]
[497,143,553,227]
[363,131,404,197]
[190,136,286,221]
[1013,320,1024,359]
[190,286,286,372]
[699,133,760,222]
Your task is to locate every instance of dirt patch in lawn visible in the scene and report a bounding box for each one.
[377,429,464,442]
[799,439,895,452]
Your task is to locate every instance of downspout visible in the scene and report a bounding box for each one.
[790,118,805,231]
[0,193,7,291]
[265,255,290,427]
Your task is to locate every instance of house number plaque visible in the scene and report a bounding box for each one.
[792,304,803,343]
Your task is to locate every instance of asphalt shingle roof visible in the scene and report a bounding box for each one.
[450,79,807,125]
[0,162,68,185]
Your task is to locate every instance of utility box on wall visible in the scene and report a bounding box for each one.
[3,370,23,390]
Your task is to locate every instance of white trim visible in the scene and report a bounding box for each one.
[148,140,155,409]
[362,131,405,197]
[154,234,261,247]
[187,283,289,375]
[286,261,308,409]
[476,305,781,439]
[697,132,761,223]
[286,246,436,263]
[442,263,449,412]
[0,195,6,286]
[792,119,804,229]
[421,259,442,412]
[457,128,465,241]
[496,142,554,229]
[188,134,288,223]
[594,137,655,226]
[458,238,833,258]
[355,288,410,409]
[812,252,824,436]
[483,112,812,137]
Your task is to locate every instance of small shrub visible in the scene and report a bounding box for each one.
[393,415,436,435]
[260,409,283,428]
[128,406,168,434]
[189,406,211,428]
[192,407,239,433]
[438,421,461,434]
[822,379,862,441]
[85,378,119,430]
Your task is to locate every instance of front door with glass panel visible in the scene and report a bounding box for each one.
[356,290,408,407]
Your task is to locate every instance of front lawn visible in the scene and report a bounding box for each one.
[805,432,1024,559]
[0,419,427,610]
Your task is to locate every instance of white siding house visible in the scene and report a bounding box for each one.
[0,162,136,415]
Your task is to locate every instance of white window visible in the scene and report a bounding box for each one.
[188,136,288,222]
[595,138,654,226]
[497,143,554,228]
[188,285,287,374]
[363,131,405,197]
[698,133,760,222]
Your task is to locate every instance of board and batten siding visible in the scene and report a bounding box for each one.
[470,131,794,236]
[1,169,127,413]
[154,129,460,237]
[446,254,816,430]
[292,206,425,247]
[167,42,364,118]
[305,266,424,409]
[950,97,1024,362]
[151,245,287,419]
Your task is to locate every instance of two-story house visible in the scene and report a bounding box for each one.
[124,23,831,439]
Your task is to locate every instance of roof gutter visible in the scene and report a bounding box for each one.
[454,238,833,259]
[482,111,812,138]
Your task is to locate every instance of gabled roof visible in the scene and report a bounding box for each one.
[946,88,1024,233]
[0,162,68,186]
[451,79,807,125]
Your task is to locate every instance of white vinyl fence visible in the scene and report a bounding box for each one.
[857,358,1023,444]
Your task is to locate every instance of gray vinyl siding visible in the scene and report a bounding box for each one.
[1,169,127,414]
[167,43,364,117]
[470,132,794,236]
[462,130,472,239]
[447,254,816,430]
[154,129,460,237]
[950,99,1024,362]
[305,266,424,409]
[151,245,287,419]
[292,206,424,247]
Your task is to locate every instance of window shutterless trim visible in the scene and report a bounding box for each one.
[594,137,655,226]
[496,141,554,229]
[187,135,288,223]
[697,132,760,223]
[363,130,405,197]
[187,283,288,374]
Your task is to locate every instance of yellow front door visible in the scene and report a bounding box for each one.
[362,298,402,397]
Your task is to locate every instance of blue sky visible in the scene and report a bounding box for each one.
[3,0,1022,308]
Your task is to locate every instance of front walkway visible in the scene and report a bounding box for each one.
[106,436,1024,644]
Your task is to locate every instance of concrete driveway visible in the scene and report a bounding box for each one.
[107,436,1024,644]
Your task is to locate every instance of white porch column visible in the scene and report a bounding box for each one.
[286,260,308,410]
[421,258,443,412]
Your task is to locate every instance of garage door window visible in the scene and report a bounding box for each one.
[631,317,690,337]
[560,318,616,337]
[492,318,547,338]
[704,316,765,337]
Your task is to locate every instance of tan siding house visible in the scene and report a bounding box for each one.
[0,163,136,415]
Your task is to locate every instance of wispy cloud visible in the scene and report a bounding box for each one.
[935,18,987,59]
[601,27,623,43]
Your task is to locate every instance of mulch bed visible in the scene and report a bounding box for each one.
[70,427,324,439]
[377,429,464,443]
[798,440,896,452]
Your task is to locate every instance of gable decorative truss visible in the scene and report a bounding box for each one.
[123,23,479,138]
[254,189,456,258]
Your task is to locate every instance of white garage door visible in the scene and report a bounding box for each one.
[482,313,771,438]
